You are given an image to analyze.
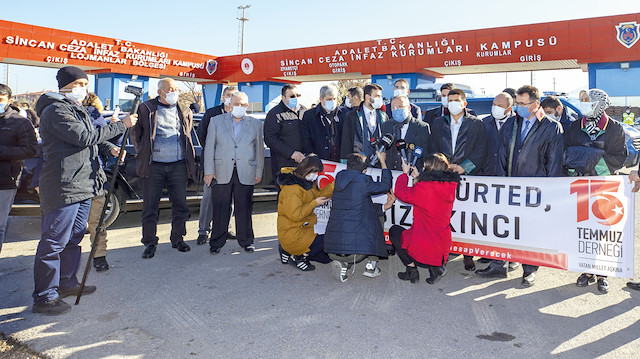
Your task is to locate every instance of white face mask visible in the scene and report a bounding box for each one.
[448,101,464,115]
[305,173,318,182]
[344,97,351,108]
[224,97,231,106]
[393,89,407,97]
[163,90,179,105]
[371,97,383,109]
[546,113,558,121]
[65,86,88,103]
[232,106,247,118]
[441,96,448,107]
[491,105,508,120]
[579,102,596,117]
[323,100,336,112]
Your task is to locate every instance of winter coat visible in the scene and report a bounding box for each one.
[423,106,446,127]
[324,168,392,257]
[0,106,38,190]
[131,98,196,181]
[301,105,347,161]
[340,104,389,161]
[385,102,423,122]
[35,92,126,214]
[481,114,513,176]
[563,115,627,175]
[381,115,432,170]
[498,108,564,177]
[431,112,487,175]
[197,103,226,149]
[276,168,334,255]
[264,101,307,180]
[395,170,460,266]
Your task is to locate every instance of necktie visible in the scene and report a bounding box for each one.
[498,121,504,130]
[521,120,530,142]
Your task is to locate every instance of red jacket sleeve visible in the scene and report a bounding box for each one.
[394,173,417,205]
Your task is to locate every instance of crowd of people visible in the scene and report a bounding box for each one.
[1,66,639,316]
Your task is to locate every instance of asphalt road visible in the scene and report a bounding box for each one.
[1,199,639,359]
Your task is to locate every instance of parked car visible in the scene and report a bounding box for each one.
[11,112,277,228]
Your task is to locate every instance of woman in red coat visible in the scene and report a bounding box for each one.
[389,153,460,284]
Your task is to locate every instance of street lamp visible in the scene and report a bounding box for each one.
[237,5,251,54]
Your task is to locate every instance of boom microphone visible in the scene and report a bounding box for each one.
[395,139,408,163]
[370,133,395,166]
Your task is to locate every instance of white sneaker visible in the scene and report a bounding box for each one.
[331,260,349,282]
[363,261,381,278]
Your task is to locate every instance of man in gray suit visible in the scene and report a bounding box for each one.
[204,92,265,254]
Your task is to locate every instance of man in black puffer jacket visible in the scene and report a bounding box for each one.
[324,151,394,282]
[0,83,37,254]
[32,66,137,316]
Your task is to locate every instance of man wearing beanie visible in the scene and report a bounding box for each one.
[32,66,137,315]
[131,78,196,259]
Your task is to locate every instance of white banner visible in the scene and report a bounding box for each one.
[314,161,636,278]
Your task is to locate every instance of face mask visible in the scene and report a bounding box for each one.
[448,101,464,115]
[392,108,407,122]
[371,97,383,109]
[441,97,448,107]
[393,89,407,97]
[546,112,558,121]
[516,104,533,119]
[305,173,318,182]
[224,97,231,106]
[65,86,88,103]
[163,91,179,105]
[288,97,299,110]
[491,105,507,120]
[345,97,351,108]
[323,100,336,112]
[0,103,5,114]
[232,106,247,118]
[579,102,595,117]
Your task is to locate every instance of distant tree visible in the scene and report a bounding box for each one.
[332,78,370,105]
[179,81,203,110]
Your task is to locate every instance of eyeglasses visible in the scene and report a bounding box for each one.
[515,101,533,107]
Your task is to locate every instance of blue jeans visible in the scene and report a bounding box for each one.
[0,189,17,254]
[33,198,92,304]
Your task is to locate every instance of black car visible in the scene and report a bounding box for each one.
[11,112,277,228]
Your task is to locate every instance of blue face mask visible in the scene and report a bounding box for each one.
[516,105,532,119]
[0,103,5,114]
[392,108,407,122]
[288,97,298,109]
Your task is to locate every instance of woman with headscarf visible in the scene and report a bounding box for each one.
[564,88,627,294]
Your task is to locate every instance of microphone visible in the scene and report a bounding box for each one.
[407,143,415,165]
[395,139,408,163]
[411,146,423,167]
[370,133,395,166]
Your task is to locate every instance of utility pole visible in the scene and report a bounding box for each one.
[237,5,251,54]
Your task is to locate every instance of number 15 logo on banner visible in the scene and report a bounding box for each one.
[570,179,624,226]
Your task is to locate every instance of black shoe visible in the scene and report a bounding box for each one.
[597,277,609,294]
[210,247,221,254]
[397,266,420,283]
[32,298,71,316]
[278,245,291,264]
[142,245,156,259]
[58,284,97,298]
[475,266,508,278]
[426,265,447,284]
[93,256,109,272]
[627,281,640,291]
[463,257,476,271]
[290,255,315,271]
[522,272,536,287]
[172,240,191,252]
[196,234,208,245]
[244,244,255,252]
[576,273,596,287]
[478,258,492,263]
[227,232,237,240]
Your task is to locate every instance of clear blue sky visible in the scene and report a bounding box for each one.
[2,0,640,99]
